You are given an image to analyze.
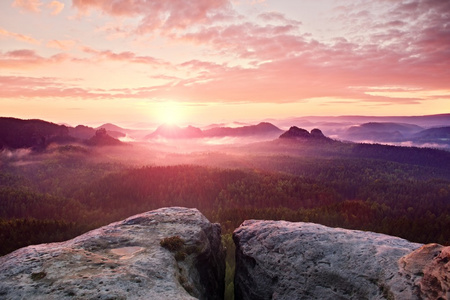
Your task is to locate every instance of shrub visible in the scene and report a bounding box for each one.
[31,271,46,281]
[160,236,184,252]
[175,250,187,261]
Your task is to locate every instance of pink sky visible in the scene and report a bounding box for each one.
[1,0,449,127]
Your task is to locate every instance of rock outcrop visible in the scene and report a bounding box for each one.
[0,207,225,300]
[279,127,330,141]
[234,220,449,300]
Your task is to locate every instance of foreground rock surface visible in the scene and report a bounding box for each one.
[0,207,225,300]
[234,220,449,300]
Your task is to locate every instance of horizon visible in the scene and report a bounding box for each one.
[1,1,449,125]
[2,112,450,130]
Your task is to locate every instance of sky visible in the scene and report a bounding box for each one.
[1,0,449,127]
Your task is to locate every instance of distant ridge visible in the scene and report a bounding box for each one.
[411,126,450,146]
[281,113,450,128]
[96,123,125,132]
[343,122,424,142]
[146,122,283,139]
[145,124,203,139]
[203,122,283,138]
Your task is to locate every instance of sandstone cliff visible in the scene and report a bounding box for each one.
[234,220,449,300]
[0,207,225,300]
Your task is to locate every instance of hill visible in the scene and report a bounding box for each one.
[203,122,283,138]
[343,122,423,142]
[0,117,125,150]
[85,128,124,146]
[145,124,203,139]
[0,117,72,150]
[411,127,450,146]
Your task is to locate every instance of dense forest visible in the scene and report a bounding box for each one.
[1,147,449,250]
[1,142,449,299]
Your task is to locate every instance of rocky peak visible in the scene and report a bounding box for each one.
[280,126,311,139]
[85,128,123,146]
[0,207,225,300]
[310,128,325,138]
[279,126,329,141]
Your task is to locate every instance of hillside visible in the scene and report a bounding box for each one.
[0,117,72,150]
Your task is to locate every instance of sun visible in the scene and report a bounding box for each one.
[159,101,183,125]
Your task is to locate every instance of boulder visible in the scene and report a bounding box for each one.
[0,207,225,300]
[233,220,449,300]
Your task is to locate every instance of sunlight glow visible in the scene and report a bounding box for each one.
[158,101,183,125]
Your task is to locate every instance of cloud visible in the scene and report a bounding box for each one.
[257,11,302,27]
[0,28,40,44]
[46,39,76,50]
[167,0,450,103]
[11,0,43,13]
[72,0,233,32]
[0,75,175,100]
[48,1,64,15]
[0,49,68,69]
[12,0,64,15]
[80,47,167,66]
[3,0,449,109]
[0,75,108,99]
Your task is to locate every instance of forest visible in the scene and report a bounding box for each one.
[1,141,449,299]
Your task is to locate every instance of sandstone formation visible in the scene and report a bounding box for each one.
[400,243,450,300]
[234,220,449,300]
[0,207,225,300]
[279,127,330,141]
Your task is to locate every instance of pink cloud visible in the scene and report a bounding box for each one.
[46,39,76,50]
[3,0,449,108]
[257,11,302,27]
[0,28,40,44]
[0,49,67,69]
[168,0,449,101]
[80,47,167,66]
[11,0,43,13]
[0,74,192,101]
[73,0,232,32]
[0,75,113,99]
[48,1,64,15]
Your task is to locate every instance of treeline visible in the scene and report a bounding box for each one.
[0,218,87,255]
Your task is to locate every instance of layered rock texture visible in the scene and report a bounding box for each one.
[0,207,225,300]
[234,220,449,300]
